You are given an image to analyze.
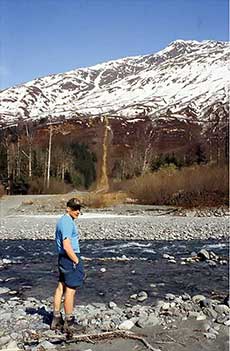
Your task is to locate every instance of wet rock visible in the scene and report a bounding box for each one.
[157,283,165,287]
[2,259,12,264]
[162,254,170,259]
[220,260,227,265]
[197,249,210,261]
[165,293,175,301]
[168,259,176,264]
[181,293,191,301]
[137,291,148,302]
[129,294,137,300]
[209,251,219,260]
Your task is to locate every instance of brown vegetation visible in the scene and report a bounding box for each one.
[83,191,127,208]
[0,183,5,198]
[28,177,73,194]
[124,164,229,208]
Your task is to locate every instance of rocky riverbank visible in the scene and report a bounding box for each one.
[0,213,229,241]
[0,237,229,350]
[0,197,229,350]
[0,285,229,351]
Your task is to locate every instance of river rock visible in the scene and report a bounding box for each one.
[188,311,201,319]
[202,307,218,320]
[204,332,217,340]
[137,291,148,302]
[2,259,12,264]
[197,249,210,261]
[137,313,160,328]
[196,314,207,321]
[37,340,56,349]
[129,294,137,300]
[168,259,176,264]
[192,295,206,304]
[108,301,117,309]
[181,293,191,301]
[0,288,10,295]
[118,319,135,330]
[216,314,229,324]
[214,304,230,314]
[0,335,11,347]
[165,293,175,301]
[162,254,170,259]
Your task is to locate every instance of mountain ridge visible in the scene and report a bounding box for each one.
[0,39,229,127]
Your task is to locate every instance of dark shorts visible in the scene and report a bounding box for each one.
[58,253,84,289]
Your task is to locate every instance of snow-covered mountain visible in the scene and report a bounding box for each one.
[0,39,229,127]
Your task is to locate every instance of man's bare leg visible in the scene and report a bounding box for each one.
[64,286,76,315]
[53,282,65,313]
[51,282,65,330]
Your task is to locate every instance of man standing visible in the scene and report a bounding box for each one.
[51,198,84,333]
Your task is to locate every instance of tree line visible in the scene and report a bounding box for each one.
[0,122,96,194]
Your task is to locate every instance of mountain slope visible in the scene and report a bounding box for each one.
[0,39,229,127]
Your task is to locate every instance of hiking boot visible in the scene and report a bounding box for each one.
[63,316,86,335]
[50,313,64,330]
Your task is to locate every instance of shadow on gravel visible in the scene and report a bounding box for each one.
[25,306,52,326]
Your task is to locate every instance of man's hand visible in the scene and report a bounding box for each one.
[63,238,79,264]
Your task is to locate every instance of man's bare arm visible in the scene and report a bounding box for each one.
[63,238,79,264]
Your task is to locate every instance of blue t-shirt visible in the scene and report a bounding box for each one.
[55,214,80,254]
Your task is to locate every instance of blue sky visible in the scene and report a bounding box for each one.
[0,0,228,89]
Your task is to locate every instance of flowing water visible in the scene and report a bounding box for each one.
[0,237,228,306]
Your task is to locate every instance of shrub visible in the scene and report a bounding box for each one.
[28,177,73,194]
[151,153,183,171]
[12,176,29,195]
[83,192,127,208]
[45,178,73,194]
[126,164,229,207]
[0,183,5,197]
